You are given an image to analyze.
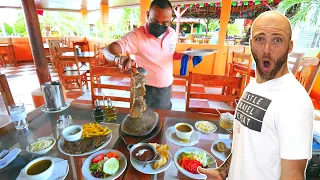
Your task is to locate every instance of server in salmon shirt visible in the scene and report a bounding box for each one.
[103,0,185,110]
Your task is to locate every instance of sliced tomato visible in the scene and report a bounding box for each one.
[186,160,202,174]
[92,154,105,163]
[106,152,118,159]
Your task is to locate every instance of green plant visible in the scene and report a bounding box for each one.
[208,19,220,32]
[277,0,319,26]
[277,0,320,47]
[227,24,240,35]
[4,23,13,35]
[14,11,27,37]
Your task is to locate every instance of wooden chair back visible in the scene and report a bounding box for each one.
[186,72,245,114]
[225,46,245,76]
[56,47,88,90]
[73,41,89,51]
[0,74,14,115]
[288,52,304,73]
[90,64,132,107]
[293,57,320,93]
[62,37,70,47]
[229,52,253,85]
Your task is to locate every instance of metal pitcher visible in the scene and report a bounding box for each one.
[41,81,66,111]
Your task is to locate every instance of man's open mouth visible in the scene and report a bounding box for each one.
[262,60,271,71]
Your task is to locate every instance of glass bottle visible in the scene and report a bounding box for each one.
[92,99,105,123]
[105,98,118,122]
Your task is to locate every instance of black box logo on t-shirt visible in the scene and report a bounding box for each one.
[235,92,271,132]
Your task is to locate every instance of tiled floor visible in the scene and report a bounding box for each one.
[0,63,320,127]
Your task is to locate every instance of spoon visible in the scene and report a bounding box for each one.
[142,159,147,168]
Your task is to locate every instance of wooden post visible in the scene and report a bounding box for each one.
[213,0,232,75]
[0,74,15,114]
[190,23,194,34]
[140,0,151,25]
[175,6,181,37]
[80,8,89,36]
[20,0,51,84]
[100,3,109,40]
[174,7,188,41]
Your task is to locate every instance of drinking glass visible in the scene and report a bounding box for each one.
[9,103,28,130]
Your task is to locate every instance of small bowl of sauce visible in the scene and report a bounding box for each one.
[128,143,160,164]
[62,125,83,141]
[175,123,194,140]
[23,156,54,180]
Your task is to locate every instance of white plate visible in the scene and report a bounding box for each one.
[184,49,217,56]
[165,126,199,147]
[26,136,56,155]
[195,121,217,134]
[41,103,70,113]
[174,147,217,180]
[57,132,112,156]
[17,158,69,180]
[130,149,172,174]
[82,149,127,180]
[210,139,232,162]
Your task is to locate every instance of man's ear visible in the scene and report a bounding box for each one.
[288,40,293,54]
[146,11,149,19]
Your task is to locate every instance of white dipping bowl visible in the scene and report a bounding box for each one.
[175,123,194,140]
[23,156,54,180]
[62,125,83,142]
[26,137,56,155]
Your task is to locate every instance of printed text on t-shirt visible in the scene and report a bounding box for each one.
[235,92,271,132]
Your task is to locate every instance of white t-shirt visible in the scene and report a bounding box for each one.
[228,73,314,180]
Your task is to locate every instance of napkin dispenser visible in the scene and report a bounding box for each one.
[41,81,66,111]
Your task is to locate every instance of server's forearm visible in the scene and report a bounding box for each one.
[103,42,122,61]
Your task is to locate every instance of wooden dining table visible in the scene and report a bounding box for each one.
[43,43,68,49]
[0,103,231,180]
[59,51,96,63]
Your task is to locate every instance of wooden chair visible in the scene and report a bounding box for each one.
[57,47,88,90]
[62,37,70,47]
[0,52,6,68]
[79,44,100,82]
[48,40,62,70]
[225,46,245,76]
[288,52,304,73]
[0,38,14,66]
[293,56,320,94]
[73,41,89,51]
[90,64,132,107]
[228,52,253,86]
[186,72,245,114]
[0,74,14,115]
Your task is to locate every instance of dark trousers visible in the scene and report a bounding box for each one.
[144,85,172,110]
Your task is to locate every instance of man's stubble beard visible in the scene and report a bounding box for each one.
[251,48,289,81]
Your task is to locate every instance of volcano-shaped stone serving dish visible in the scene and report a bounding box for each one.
[120,110,159,137]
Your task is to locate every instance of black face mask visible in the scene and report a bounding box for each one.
[148,23,168,38]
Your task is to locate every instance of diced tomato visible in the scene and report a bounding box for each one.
[91,154,105,163]
[186,160,202,174]
[106,152,118,159]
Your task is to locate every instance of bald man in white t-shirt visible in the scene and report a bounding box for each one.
[198,11,314,180]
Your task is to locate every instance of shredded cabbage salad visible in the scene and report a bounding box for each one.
[28,138,54,152]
